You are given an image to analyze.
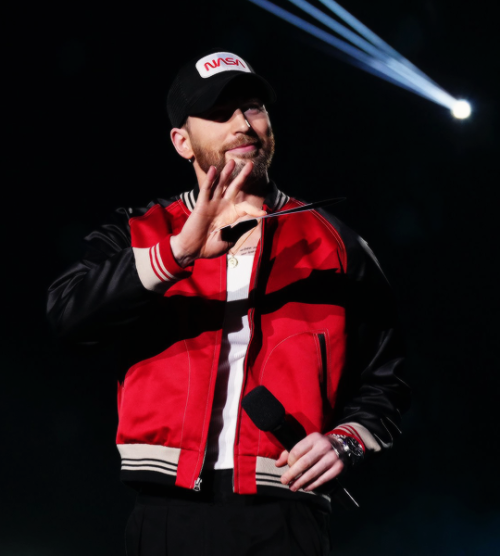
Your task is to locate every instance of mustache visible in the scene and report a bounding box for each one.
[223,137,261,151]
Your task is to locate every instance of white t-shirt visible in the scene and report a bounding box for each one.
[205,252,255,469]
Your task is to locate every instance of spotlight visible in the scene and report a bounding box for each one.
[248,0,470,119]
[451,100,471,119]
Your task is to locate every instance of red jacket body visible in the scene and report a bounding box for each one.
[47,183,409,505]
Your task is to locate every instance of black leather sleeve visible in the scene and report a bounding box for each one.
[46,206,157,345]
[326,212,411,450]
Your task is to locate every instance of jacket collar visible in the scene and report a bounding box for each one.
[179,180,289,214]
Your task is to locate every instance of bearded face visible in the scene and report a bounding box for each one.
[187,106,275,183]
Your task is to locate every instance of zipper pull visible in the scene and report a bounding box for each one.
[194,478,202,492]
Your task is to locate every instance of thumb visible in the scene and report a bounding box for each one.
[234,201,267,219]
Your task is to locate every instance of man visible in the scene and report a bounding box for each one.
[47,49,409,555]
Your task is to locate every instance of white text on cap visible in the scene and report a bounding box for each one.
[195,52,252,79]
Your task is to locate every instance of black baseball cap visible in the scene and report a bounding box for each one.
[167,50,276,128]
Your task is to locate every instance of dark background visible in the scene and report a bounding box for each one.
[5,1,499,554]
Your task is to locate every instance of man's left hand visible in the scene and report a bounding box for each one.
[275,432,344,492]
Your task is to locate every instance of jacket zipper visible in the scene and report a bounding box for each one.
[194,441,208,491]
[193,255,228,492]
[233,219,266,492]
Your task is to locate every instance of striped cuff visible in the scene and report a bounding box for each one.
[326,422,385,453]
[327,423,368,453]
[133,234,193,293]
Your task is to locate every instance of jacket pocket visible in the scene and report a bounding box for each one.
[258,331,328,436]
[117,341,191,447]
[316,332,328,401]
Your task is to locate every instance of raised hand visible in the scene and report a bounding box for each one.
[170,160,266,267]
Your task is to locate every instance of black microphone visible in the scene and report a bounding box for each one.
[242,385,359,509]
[242,385,306,451]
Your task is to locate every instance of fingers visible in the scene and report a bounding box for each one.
[283,433,321,471]
[198,165,219,202]
[279,433,343,493]
[302,460,344,492]
[198,159,249,203]
[212,160,236,199]
[289,453,343,492]
[275,450,290,468]
[223,161,254,198]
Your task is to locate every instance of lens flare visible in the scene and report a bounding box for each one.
[451,100,471,119]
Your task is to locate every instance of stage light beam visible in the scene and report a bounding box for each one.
[247,0,434,98]
[247,0,469,118]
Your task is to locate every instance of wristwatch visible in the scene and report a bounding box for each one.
[329,434,364,467]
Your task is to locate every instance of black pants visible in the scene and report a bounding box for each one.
[125,471,331,556]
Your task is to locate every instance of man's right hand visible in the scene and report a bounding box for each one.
[170,160,266,268]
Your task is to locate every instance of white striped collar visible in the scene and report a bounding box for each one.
[179,181,290,213]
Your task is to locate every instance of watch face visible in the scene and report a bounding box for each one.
[344,437,364,458]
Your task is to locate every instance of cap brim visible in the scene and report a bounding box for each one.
[186,72,276,117]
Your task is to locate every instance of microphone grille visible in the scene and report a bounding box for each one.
[242,386,285,431]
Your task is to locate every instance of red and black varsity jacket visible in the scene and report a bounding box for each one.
[47,182,410,508]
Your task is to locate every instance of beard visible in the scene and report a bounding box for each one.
[191,129,275,183]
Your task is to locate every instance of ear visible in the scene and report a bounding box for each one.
[170,126,194,161]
